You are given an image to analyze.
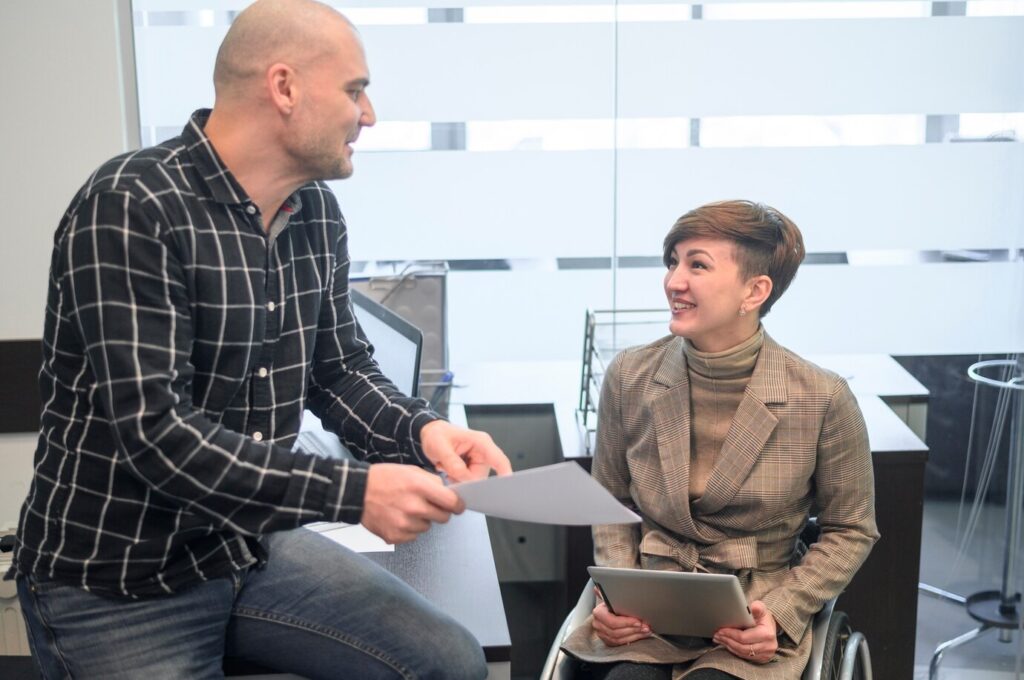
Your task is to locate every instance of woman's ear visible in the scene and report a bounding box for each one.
[745,275,773,312]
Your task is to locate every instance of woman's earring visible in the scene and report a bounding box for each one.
[739,307,747,317]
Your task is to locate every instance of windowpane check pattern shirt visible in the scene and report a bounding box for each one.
[8,110,438,597]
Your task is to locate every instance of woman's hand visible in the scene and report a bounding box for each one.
[712,600,778,664]
[592,587,652,647]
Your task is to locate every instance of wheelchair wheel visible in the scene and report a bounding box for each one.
[818,611,867,680]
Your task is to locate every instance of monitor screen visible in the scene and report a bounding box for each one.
[349,288,423,397]
[295,288,424,460]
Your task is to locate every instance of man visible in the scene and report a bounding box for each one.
[7,1,511,678]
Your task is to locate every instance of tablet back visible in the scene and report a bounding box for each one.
[588,566,755,637]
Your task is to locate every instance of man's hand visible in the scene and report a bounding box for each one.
[361,463,465,544]
[713,600,778,664]
[592,587,652,647]
[419,420,513,482]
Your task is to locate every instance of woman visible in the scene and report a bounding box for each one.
[562,201,879,680]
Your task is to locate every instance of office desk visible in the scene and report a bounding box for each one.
[366,511,512,672]
[451,357,928,680]
[224,510,512,679]
[806,352,929,439]
[0,512,512,680]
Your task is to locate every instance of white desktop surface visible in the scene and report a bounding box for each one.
[449,354,928,458]
[854,393,929,453]
[805,353,928,398]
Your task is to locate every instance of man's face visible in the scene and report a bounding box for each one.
[290,25,376,181]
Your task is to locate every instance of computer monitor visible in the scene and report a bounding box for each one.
[349,288,423,397]
[295,288,424,460]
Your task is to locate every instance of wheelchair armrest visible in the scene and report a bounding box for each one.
[802,596,837,680]
[539,578,597,680]
[841,631,872,680]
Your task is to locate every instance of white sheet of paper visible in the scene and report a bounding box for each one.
[451,461,641,526]
[304,522,394,553]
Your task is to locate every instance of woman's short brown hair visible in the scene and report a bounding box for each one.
[662,200,805,317]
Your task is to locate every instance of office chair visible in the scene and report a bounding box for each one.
[541,523,872,680]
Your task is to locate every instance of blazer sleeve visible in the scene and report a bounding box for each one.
[761,377,880,641]
[592,351,642,568]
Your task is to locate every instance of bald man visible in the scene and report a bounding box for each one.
[7,1,509,678]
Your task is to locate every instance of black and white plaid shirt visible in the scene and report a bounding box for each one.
[8,110,438,597]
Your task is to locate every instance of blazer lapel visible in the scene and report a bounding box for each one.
[650,337,700,534]
[693,334,788,515]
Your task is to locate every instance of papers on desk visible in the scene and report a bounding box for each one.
[451,461,641,526]
[305,522,394,553]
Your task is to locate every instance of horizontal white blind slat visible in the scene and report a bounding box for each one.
[137,17,1024,123]
[448,270,613,366]
[618,17,1024,116]
[135,27,221,125]
[616,143,1024,253]
[335,23,617,121]
[367,17,1024,118]
[447,262,1023,365]
[614,262,1024,355]
[132,0,635,10]
[333,150,615,260]
[129,1,1023,13]
[331,144,1022,260]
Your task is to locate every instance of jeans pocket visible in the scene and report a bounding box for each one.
[26,575,76,596]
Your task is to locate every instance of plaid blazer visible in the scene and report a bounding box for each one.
[563,333,879,680]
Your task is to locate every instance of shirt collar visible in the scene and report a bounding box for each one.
[181,108,254,207]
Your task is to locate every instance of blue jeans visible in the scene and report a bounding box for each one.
[16,528,486,679]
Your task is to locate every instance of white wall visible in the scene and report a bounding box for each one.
[0,1,138,529]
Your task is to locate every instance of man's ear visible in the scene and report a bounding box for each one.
[266,62,297,115]
[745,275,773,312]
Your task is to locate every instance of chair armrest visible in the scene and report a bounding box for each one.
[539,579,597,680]
[802,596,837,680]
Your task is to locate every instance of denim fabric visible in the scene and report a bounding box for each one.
[18,528,486,680]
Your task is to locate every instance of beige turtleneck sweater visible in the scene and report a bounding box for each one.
[683,328,764,501]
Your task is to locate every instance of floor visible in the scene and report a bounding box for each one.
[915,498,1024,679]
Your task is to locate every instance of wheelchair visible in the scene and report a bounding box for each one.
[541,523,872,680]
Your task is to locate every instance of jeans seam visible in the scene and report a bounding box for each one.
[232,606,415,679]
[24,580,76,680]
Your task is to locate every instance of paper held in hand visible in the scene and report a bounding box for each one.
[450,461,641,525]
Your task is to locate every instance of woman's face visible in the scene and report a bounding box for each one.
[663,238,763,352]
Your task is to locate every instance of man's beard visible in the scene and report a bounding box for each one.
[294,131,354,182]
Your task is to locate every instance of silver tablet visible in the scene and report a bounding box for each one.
[588,566,755,637]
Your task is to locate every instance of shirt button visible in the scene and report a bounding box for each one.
[246,205,257,215]
[257,367,268,378]
[267,301,276,312]
[253,431,263,442]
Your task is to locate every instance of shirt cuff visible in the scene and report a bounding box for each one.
[322,459,370,524]
[409,410,443,468]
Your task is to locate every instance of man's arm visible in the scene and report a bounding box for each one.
[305,206,510,483]
[66,190,364,534]
[304,216,439,465]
